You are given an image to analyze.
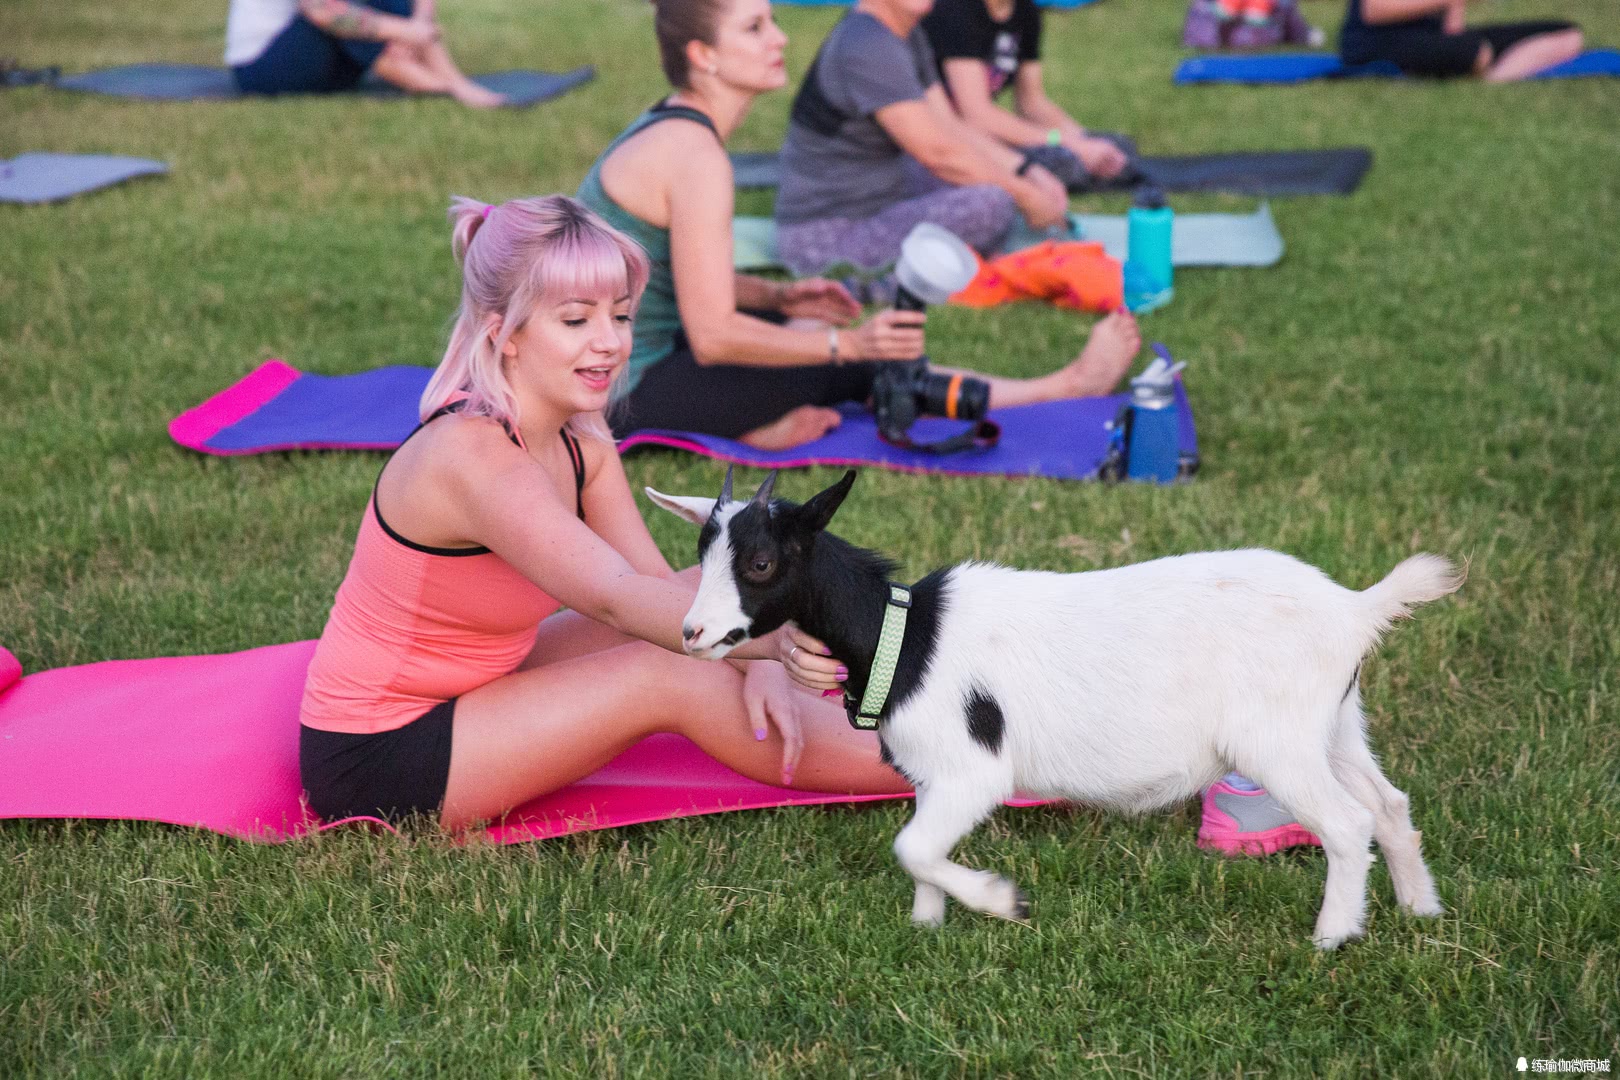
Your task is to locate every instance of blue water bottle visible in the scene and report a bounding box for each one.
[1124,186,1174,313]
[1125,344,1186,483]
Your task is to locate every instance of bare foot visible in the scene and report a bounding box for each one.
[1064,308,1140,397]
[452,81,507,109]
[738,405,842,451]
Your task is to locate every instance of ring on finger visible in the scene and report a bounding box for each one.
[789,645,800,663]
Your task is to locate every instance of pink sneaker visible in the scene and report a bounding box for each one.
[1197,780,1322,857]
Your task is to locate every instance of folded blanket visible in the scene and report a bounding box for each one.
[734,204,1284,272]
[172,360,1199,483]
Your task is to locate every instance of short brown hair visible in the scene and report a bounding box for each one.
[652,0,730,88]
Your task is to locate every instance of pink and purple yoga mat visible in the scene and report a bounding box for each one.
[0,641,924,844]
[171,359,1197,482]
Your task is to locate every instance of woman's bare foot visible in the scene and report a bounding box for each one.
[1063,308,1141,397]
[451,79,507,109]
[739,405,843,451]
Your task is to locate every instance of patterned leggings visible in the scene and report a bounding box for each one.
[776,166,1016,278]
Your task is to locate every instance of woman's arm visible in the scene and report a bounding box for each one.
[666,138,924,366]
[874,86,1069,228]
[297,0,436,45]
[440,423,778,660]
[573,430,678,580]
[943,57,1071,149]
[1359,0,1456,24]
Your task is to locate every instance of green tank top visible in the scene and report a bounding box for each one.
[576,103,718,392]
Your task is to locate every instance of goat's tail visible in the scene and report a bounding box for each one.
[1359,553,1464,631]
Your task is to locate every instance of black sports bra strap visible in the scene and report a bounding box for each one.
[560,429,586,521]
[646,99,720,138]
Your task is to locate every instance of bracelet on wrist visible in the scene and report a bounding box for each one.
[1045,127,1063,148]
[828,326,841,365]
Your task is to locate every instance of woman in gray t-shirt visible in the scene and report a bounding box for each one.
[773,0,1068,278]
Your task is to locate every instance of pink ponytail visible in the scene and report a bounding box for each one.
[423,195,651,442]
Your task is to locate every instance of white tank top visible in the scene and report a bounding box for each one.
[224,0,299,67]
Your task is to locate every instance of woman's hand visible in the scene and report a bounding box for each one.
[1015,162,1071,231]
[779,623,846,692]
[847,309,926,362]
[779,279,861,325]
[1442,0,1466,33]
[395,16,442,47]
[1073,136,1129,180]
[741,661,807,785]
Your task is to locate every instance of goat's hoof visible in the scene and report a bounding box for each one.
[1403,897,1445,918]
[1312,926,1364,950]
[983,878,1030,923]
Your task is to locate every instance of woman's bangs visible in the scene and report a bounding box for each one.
[532,227,634,310]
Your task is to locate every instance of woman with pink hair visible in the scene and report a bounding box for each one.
[299,194,908,829]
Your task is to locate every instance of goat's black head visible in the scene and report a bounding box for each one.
[646,468,857,658]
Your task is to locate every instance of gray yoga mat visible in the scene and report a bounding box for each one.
[732,203,1283,272]
[53,63,595,106]
[730,147,1370,197]
[0,153,168,204]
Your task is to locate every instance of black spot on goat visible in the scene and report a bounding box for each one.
[964,685,1005,754]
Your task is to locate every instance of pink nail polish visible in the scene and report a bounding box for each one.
[755,729,766,741]
[821,688,841,698]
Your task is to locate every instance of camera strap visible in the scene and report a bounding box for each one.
[879,418,1001,455]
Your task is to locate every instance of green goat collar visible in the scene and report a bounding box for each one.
[845,583,911,730]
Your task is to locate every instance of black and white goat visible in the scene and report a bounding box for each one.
[646,470,1461,949]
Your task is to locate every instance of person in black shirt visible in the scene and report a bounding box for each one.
[1338,0,1581,79]
[921,0,1130,192]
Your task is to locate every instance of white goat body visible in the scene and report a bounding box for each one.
[880,549,1459,947]
[884,549,1438,813]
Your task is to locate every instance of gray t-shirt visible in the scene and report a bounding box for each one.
[775,12,939,226]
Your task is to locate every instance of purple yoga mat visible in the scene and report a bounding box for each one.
[172,360,1198,482]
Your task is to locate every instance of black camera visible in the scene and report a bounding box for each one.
[872,225,999,453]
[871,358,991,446]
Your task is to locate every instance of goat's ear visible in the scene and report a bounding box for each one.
[751,469,778,507]
[644,488,716,526]
[795,470,856,534]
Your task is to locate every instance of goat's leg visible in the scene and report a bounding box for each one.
[893,784,1023,926]
[1246,750,1377,949]
[1330,698,1443,917]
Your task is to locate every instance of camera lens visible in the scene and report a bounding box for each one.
[893,285,927,312]
[917,371,990,422]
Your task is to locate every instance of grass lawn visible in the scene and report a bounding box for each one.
[2,0,1617,1074]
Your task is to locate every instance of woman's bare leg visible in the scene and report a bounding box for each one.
[1484,28,1583,82]
[442,639,908,829]
[937,308,1142,409]
[369,38,505,108]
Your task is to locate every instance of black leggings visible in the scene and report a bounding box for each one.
[1345,20,1576,77]
[612,340,881,440]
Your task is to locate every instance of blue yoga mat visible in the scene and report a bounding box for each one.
[171,360,1198,483]
[0,153,168,204]
[1174,48,1620,85]
[54,63,595,105]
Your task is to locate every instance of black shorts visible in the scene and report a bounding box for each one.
[1344,20,1575,77]
[300,699,455,824]
[612,340,881,441]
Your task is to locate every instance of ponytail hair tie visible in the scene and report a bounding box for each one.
[482,204,493,220]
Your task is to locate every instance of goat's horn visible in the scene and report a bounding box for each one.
[753,470,778,506]
[719,465,734,505]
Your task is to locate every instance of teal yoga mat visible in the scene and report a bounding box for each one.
[732,204,1284,272]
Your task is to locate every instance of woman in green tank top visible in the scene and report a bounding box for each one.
[577,0,1140,451]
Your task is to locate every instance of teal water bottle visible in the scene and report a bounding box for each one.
[1124,186,1174,313]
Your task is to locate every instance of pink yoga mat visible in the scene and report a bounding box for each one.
[0,641,920,843]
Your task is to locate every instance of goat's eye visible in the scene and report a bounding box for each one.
[745,556,774,581]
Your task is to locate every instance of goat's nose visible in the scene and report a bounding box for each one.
[682,622,702,645]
